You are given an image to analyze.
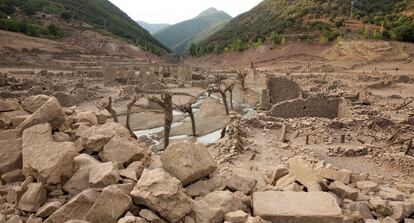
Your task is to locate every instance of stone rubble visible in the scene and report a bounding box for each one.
[0,85,413,223]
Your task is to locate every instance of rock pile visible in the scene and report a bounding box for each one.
[0,96,413,223]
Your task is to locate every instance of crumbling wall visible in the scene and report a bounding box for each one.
[266,77,302,104]
[268,95,339,119]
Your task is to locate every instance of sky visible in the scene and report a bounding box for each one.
[108,0,263,24]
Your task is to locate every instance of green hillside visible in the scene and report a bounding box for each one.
[0,0,169,54]
[154,7,232,54]
[136,20,170,34]
[173,21,228,54]
[200,0,414,54]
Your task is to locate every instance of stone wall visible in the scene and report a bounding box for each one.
[267,77,302,104]
[268,94,339,119]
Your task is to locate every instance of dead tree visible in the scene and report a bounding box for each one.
[174,102,196,136]
[136,88,195,149]
[237,70,248,90]
[96,96,118,123]
[208,83,232,115]
[145,93,173,149]
[224,81,236,109]
[126,95,142,139]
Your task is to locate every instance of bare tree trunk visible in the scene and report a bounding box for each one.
[188,109,196,136]
[164,94,173,149]
[126,96,140,139]
[229,89,233,109]
[220,91,229,115]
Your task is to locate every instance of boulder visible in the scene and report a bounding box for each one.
[22,124,77,184]
[53,132,72,142]
[63,154,100,195]
[275,173,296,191]
[36,201,63,218]
[369,196,393,217]
[356,181,379,193]
[99,136,151,166]
[1,169,25,183]
[190,191,246,223]
[287,157,321,190]
[119,161,145,181]
[89,162,120,188]
[225,210,248,223]
[161,141,217,186]
[329,181,358,200]
[80,122,131,152]
[343,201,373,219]
[85,186,132,223]
[52,91,76,107]
[17,97,68,135]
[130,168,191,222]
[76,112,98,126]
[317,167,352,185]
[0,139,22,175]
[18,183,47,212]
[267,164,288,186]
[117,216,148,223]
[378,186,405,201]
[138,209,165,223]
[0,100,20,112]
[253,191,343,223]
[21,95,50,113]
[45,189,100,223]
[226,174,257,195]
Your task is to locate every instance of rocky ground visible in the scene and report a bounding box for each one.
[0,37,413,223]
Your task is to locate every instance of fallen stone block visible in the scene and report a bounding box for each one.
[161,141,217,186]
[85,185,132,223]
[226,174,257,195]
[99,136,151,166]
[21,95,50,113]
[356,181,379,193]
[329,181,358,200]
[18,183,47,212]
[119,161,145,182]
[36,201,63,218]
[76,111,98,126]
[253,191,343,223]
[131,168,191,223]
[63,154,101,195]
[80,122,131,152]
[287,156,322,190]
[190,190,246,223]
[0,100,20,112]
[45,189,100,223]
[0,139,22,175]
[17,97,68,135]
[52,91,76,107]
[22,124,76,185]
[225,210,248,223]
[89,162,120,188]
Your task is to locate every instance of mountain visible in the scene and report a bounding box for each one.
[0,0,169,55]
[154,7,232,54]
[200,0,414,54]
[136,20,170,34]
